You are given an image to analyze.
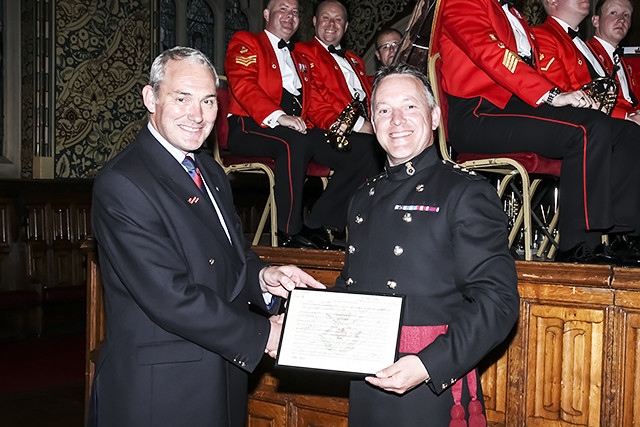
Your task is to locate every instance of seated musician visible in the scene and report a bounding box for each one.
[374,28,402,68]
[586,0,640,124]
[224,0,377,250]
[296,0,383,169]
[533,0,640,261]
[433,0,640,265]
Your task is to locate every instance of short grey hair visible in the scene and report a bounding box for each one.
[148,47,219,97]
[371,63,437,119]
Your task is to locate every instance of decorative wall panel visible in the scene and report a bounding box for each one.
[54,0,152,178]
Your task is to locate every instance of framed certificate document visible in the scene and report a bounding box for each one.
[276,288,405,376]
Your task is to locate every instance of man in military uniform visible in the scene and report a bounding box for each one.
[587,0,639,122]
[224,0,376,249]
[333,63,520,427]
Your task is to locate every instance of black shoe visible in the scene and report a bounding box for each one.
[277,231,316,249]
[297,226,345,251]
[554,242,615,264]
[610,235,640,267]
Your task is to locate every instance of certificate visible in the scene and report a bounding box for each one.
[276,288,405,376]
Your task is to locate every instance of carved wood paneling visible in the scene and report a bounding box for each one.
[293,406,348,427]
[247,399,286,427]
[525,303,605,426]
[481,347,509,425]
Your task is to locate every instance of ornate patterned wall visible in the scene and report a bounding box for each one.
[21,0,36,178]
[53,0,152,178]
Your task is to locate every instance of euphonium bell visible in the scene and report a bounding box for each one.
[325,93,365,152]
[581,76,619,116]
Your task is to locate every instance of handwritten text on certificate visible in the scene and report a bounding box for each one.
[277,289,404,375]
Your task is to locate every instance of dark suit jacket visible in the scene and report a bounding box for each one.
[297,37,372,130]
[224,30,314,127]
[89,126,275,427]
[334,146,519,426]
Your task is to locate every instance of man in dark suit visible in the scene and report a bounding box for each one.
[587,0,639,122]
[89,46,324,427]
[333,63,519,427]
[432,0,640,264]
[225,0,378,250]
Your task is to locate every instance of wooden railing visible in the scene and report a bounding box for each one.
[85,244,640,426]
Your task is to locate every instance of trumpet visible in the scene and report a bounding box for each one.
[581,76,619,116]
[325,93,365,152]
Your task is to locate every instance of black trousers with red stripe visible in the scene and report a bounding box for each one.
[447,95,640,250]
[227,115,381,234]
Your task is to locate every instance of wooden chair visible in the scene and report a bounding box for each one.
[426,0,561,260]
[214,83,332,247]
[83,237,103,422]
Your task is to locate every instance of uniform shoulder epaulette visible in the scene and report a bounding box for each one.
[440,159,484,181]
[358,171,386,190]
[367,171,387,183]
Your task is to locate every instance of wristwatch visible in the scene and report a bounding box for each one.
[545,87,561,105]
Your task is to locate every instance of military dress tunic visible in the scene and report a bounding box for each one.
[333,146,519,427]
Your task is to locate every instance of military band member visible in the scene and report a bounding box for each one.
[433,0,640,264]
[374,28,402,68]
[296,0,383,168]
[224,0,377,250]
[587,0,640,123]
[533,0,640,260]
[333,63,520,427]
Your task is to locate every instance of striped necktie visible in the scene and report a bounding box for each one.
[182,156,204,192]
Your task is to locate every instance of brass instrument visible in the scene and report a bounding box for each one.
[325,93,365,152]
[581,76,619,116]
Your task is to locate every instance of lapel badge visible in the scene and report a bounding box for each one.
[405,161,415,176]
[187,196,200,204]
[298,63,307,73]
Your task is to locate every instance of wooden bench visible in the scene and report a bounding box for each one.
[85,242,640,426]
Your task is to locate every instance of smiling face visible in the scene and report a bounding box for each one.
[143,58,218,154]
[371,74,441,166]
[313,1,348,46]
[592,0,633,47]
[264,0,300,41]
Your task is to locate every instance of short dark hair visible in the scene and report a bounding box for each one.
[594,0,633,15]
[314,0,349,21]
[375,28,403,47]
[371,63,437,119]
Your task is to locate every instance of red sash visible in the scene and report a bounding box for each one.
[399,326,486,427]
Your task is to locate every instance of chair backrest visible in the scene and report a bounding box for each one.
[215,85,230,151]
[425,0,455,163]
[427,52,454,164]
